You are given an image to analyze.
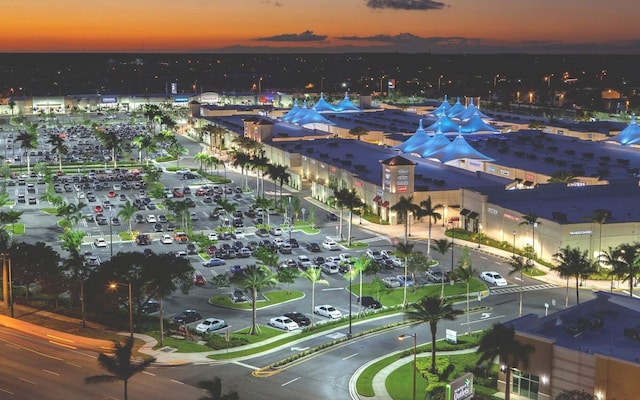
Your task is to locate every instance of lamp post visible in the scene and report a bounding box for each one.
[348,268,353,338]
[512,230,516,257]
[109,281,134,340]
[109,207,113,259]
[449,221,455,274]
[380,75,389,96]
[398,333,417,400]
[2,254,14,318]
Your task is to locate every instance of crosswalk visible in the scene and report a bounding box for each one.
[489,283,557,295]
[357,235,391,244]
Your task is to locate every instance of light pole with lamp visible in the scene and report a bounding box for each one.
[109,207,113,259]
[109,281,134,340]
[398,333,417,400]
[348,268,353,338]
[2,254,14,318]
[449,221,455,274]
[512,230,517,256]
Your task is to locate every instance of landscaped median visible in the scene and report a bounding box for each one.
[209,290,304,309]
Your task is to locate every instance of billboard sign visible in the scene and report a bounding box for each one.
[446,372,474,400]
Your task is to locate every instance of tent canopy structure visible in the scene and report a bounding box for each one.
[394,119,432,153]
[446,97,465,118]
[335,93,360,111]
[455,98,491,121]
[416,129,452,157]
[292,106,335,126]
[460,113,499,133]
[425,114,460,133]
[281,99,301,122]
[609,115,640,145]
[314,93,338,112]
[425,133,495,163]
[431,95,452,117]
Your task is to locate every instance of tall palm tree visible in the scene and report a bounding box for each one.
[95,128,121,168]
[390,195,420,245]
[476,324,534,400]
[519,212,540,258]
[586,209,610,263]
[118,201,137,238]
[507,255,533,316]
[454,246,477,334]
[232,151,251,190]
[334,187,363,246]
[47,133,68,172]
[194,151,211,172]
[197,376,239,400]
[348,255,371,312]
[302,267,328,326]
[418,196,443,260]
[16,125,38,175]
[85,337,156,400]
[404,295,463,373]
[167,142,188,168]
[230,264,277,335]
[554,246,597,305]
[394,242,414,308]
[602,243,640,297]
[348,125,369,141]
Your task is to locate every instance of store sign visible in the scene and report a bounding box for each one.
[500,170,510,176]
[570,230,592,236]
[174,96,189,103]
[101,97,117,103]
[504,213,520,222]
[447,373,474,400]
[446,329,457,343]
[487,208,498,215]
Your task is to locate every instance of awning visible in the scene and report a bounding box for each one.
[514,178,523,183]
[468,211,479,219]
[524,181,534,187]
[381,200,390,207]
[373,196,382,203]
[460,208,471,216]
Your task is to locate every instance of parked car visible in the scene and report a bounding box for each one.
[321,262,340,274]
[382,276,401,288]
[231,289,247,303]
[322,238,339,250]
[140,300,160,314]
[297,255,313,270]
[314,305,342,319]
[306,242,321,252]
[287,238,299,248]
[195,318,225,334]
[426,267,446,283]
[480,271,508,286]
[268,316,300,331]
[146,214,157,223]
[270,227,283,236]
[366,248,383,261]
[160,234,173,244]
[173,310,202,324]
[396,275,414,287]
[193,272,206,285]
[94,237,107,248]
[284,311,311,327]
[237,247,252,258]
[279,244,293,254]
[359,296,382,309]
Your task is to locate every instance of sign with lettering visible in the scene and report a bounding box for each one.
[570,230,592,236]
[447,373,474,400]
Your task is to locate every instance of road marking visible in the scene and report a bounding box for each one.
[233,361,259,370]
[0,388,14,395]
[19,378,37,385]
[42,369,60,376]
[322,288,343,291]
[327,332,346,339]
[65,362,82,368]
[142,371,155,376]
[281,377,300,387]
[290,346,309,352]
[342,353,358,360]
[481,313,491,319]
[170,379,184,385]
[460,315,506,325]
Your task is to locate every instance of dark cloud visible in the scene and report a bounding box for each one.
[365,0,446,10]
[255,30,327,42]
[336,33,480,48]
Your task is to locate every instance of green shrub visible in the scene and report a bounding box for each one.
[205,334,250,349]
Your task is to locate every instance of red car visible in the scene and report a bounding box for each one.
[94,205,103,213]
[173,189,184,198]
[107,191,116,198]
[194,272,205,286]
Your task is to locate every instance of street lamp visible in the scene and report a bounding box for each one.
[380,75,389,96]
[449,221,455,274]
[398,333,417,400]
[109,207,113,259]
[512,230,517,257]
[2,254,14,318]
[348,268,353,338]
[109,281,134,340]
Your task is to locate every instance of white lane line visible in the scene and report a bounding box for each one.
[142,371,156,376]
[460,315,506,325]
[42,369,60,376]
[281,377,301,387]
[233,361,259,370]
[19,378,37,385]
[65,362,82,368]
[342,353,358,361]
[322,288,344,291]
[170,379,185,385]
[0,388,14,395]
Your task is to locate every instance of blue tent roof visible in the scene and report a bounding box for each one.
[281,99,301,122]
[610,115,640,145]
[431,95,452,117]
[426,134,495,163]
[290,103,311,124]
[446,97,466,118]
[460,113,499,133]
[417,130,452,158]
[425,114,460,133]
[314,93,338,112]
[336,93,360,111]
[394,119,432,153]
[456,98,491,120]
[295,107,335,126]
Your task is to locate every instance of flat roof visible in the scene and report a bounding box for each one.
[510,292,640,364]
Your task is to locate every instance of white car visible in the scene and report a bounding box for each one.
[382,276,401,288]
[93,237,107,248]
[480,271,508,286]
[273,237,285,246]
[268,316,300,331]
[207,232,218,241]
[146,214,157,223]
[233,229,245,239]
[321,262,340,274]
[195,318,225,334]
[314,304,343,319]
[339,253,354,264]
[160,234,173,244]
[297,255,313,269]
[270,227,283,236]
[322,238,339,250]
[366,248,383,261]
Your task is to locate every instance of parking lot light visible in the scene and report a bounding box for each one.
[109,281,133,340]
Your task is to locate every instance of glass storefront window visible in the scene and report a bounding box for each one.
[511,369,539,400]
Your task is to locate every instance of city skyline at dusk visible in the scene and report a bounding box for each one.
[4,0,640,53]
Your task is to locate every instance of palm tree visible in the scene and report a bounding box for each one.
[95,128,121,168]
[394,242,414,308]
[230,264,278,335]
[587,209,610,263]
[476,324,534,400]
[334,187,363,246]
[302,267,328,326]
[167,142,188,167]
[47,133,68,172]
[454,246,477,334]
[232,151,251,190]
[16,125,38,175]
[194,151,211,172]
[85,337,156,400]
[347,255,371,313]
[519,212,540,259]
[404,295,463,373]
[197,376,239,400]
[603,243,640,297]
[390,195,420,245]
[507,255,533,316]
[118,201,137,238]
[348,125,369,141]
[418,196,443,260]
[276,267,300,294]
[554,246,597,305]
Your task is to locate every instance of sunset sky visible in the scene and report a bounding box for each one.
[5,0,640,53]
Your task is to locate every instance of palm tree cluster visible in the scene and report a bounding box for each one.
[553,246,597,306]
[599,242,640,297]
